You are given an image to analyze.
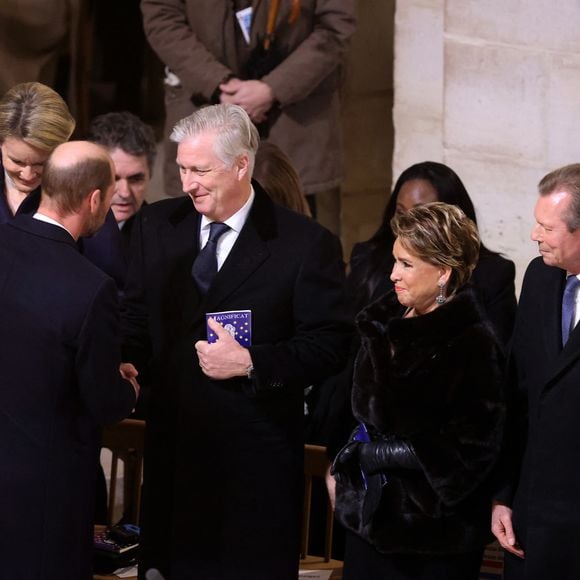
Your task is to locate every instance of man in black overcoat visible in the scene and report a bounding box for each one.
[492,163,580,579]
[87,110,157,263]
[121,104,351,579]
[0,141,138,579]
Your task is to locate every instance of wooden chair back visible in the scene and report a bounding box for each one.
[300,444,343,572]
[101,418,145,526]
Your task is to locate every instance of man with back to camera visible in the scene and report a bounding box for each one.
[0,141,139,580]
[121,103,352,579]
[88,111,157,259]
[492,163,580,579]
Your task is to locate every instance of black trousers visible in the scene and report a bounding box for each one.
[343,531,483,580]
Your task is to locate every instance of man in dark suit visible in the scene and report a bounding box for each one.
[0,141,139,579]
[122,103,351,579]
[492,163,580,579]
[87,111,157,261]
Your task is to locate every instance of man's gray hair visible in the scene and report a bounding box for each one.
[539,163,580,232]
[170,104,260,175]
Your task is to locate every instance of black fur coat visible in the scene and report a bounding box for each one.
[335,289,505,555]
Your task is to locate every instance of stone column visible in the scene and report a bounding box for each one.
[393,0,580,291]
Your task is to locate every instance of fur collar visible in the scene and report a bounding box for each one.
[355,287,486,345]
[352,287,496,436]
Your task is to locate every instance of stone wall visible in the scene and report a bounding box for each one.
[393,0,580,291]
[341,0,395,260]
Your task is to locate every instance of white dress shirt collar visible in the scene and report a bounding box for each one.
[199,186,255,235]
[567,273,580,329]
[198,186,255,270]
[33,212,74,239]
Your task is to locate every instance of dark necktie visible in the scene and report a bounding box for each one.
[192,222,230,294]
[562,275,580,345]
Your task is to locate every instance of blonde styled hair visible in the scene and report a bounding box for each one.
[391,202,480,294]
[0,82,75,152]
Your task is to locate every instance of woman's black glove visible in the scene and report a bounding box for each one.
[331,428,420,526]
[358,438,420,474]
[330,422,367,479]
[331,438,382,525]
[330,440,361,480]
[331,426,420,478]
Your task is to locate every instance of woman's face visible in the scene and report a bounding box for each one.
[396,179,439,214]
[390,237,449,315]
[1,136,50,194]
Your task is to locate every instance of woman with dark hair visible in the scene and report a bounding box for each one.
[332,202,505,580]
[349,161,516,345]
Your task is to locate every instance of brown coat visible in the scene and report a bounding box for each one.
[0,0,81,108]
[141,0,356,196]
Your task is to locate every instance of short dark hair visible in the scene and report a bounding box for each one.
[42,154,113,214]
[538,163,580,232]
[88,111,156,174]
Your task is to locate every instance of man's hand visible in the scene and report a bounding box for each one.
[195,317,252,380]
[491,501,525,558]
[219,78,274,123]
[120,362,140,398]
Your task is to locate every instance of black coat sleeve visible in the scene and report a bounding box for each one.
[121,210,153,370]
[472,252,517,347]
[76,277,136,424]
[248,227,353,393]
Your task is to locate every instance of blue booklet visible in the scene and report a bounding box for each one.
[353,422,371,443]
[354,422,387,488]
[205,310,252,346]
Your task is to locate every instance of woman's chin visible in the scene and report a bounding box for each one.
[395,295,410,308]
[16,182,38,194]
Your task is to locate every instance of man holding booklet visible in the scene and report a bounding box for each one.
[121,104,351,579]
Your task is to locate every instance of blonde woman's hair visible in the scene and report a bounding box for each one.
[391,201,480,294]
[254,142,311,216]
[0,82,75,151]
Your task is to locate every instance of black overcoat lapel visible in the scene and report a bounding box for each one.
[543,271,580,389]
[543,270,565,361]
[192,184,275,320]
[161,199,202,328]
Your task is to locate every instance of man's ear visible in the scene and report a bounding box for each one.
[88,189,102,214]
[236,153,249,180]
